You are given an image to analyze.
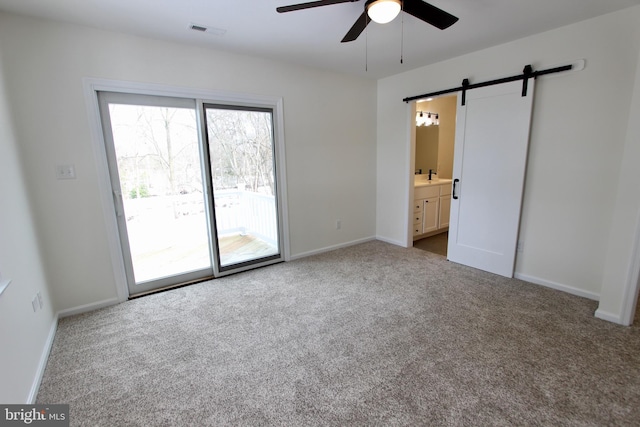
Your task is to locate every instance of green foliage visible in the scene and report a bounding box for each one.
[129,184,150,199]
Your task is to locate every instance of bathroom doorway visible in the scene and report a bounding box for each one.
[412,94,457,256]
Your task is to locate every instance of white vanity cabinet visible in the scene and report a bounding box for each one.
[413,180,451,239]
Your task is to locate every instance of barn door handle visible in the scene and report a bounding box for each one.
[452,179,459,200]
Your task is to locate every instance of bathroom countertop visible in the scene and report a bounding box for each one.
[414,178,452,188]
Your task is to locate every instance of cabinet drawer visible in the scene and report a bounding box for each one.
[440,183,452,196]
[413,202,423,213]
[413,212,423,225]
[415,186,439,200]
[413,226,423,236]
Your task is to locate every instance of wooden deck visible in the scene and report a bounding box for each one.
[218,234,278,266]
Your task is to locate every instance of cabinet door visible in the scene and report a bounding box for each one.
[439,195,451,229]
[423,197,439,233]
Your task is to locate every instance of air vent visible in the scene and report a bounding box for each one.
[189,23,227,36]
[190,24,208,32]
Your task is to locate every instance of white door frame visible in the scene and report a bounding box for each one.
[610,209,640,325]
[622,221,640,324]
[83,78,290,301]
[406,102,418,248]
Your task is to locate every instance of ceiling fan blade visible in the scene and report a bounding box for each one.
[402,0,459,30]
[277,0,356,13]
[341,11,370,42]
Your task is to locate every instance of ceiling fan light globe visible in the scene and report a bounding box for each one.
[367,0,401,24]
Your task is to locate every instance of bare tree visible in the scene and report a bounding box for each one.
[205,108,275,195]
[111,104,202,216]
[112,104,275,206]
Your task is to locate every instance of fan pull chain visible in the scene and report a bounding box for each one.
[400,2,404,64]
[365,16,369,72]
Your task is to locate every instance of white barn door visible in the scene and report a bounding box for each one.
[447,80,535,277]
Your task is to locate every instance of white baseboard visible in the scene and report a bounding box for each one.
[27,314,58,404]
[514,273,600,301]
[289,236,377,261]
[595,308,627,326]
[57,297,121,318]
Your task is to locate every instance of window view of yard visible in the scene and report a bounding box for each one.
[109,103,278,283]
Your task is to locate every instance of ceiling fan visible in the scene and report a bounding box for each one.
[276,0,459,43]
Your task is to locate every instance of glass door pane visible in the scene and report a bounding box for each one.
[204,104,281,272]
[99,93,213,295]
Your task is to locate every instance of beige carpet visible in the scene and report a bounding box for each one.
[37,241,640,426]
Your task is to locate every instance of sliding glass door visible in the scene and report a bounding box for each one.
[98,92,284,295]
[203,104,281,274]
[99,93,214,295]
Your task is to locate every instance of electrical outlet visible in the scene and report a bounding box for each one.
[336,220,341,230]
[37,291,43,309]
[56,164,76,180]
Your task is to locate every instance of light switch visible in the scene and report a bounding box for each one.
[56,164,76,180]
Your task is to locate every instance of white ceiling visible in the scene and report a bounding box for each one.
[0,0,639,79]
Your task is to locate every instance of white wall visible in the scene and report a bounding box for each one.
[0,12,377,312]
[0,51,56,403]
[377,7,640,304]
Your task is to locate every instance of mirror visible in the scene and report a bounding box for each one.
[415,125,439,175]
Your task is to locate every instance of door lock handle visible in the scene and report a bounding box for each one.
[112,190,124,217]
[452,179,459,200]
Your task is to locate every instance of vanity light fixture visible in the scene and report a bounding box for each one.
[367,0,402,24]
[416,111,440,126]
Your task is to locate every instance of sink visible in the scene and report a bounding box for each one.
[415,175,439,184]
[414,176,452,187]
